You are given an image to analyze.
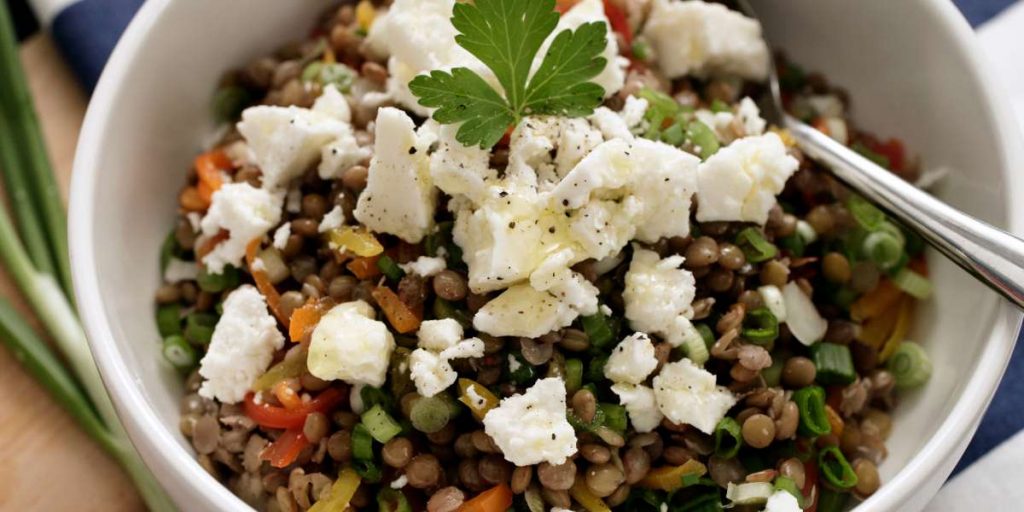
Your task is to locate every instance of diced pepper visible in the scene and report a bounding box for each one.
[289,298,332,342]
[824,405,844,439]
[355,0,376,31]
[458,484,513,512]
[252,355,307,392]
[856,299,900,349]
[637,459,707,491]
[879,297,914,362]
[327,226,384,258]
[273,380,304,410]
[246,238,288,325]
[371,286,422,334]
[243,387,346,429]
[194,149,232,207]
[569,479,612,512]
[347,254,382,280]
[458,378,500,421]
[260,428,309,468]
[850,279,902,322]
[308,468,361,512]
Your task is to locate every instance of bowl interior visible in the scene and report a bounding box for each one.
[71,0,1020,510]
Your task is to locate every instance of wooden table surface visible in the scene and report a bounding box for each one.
[0,35,144,511]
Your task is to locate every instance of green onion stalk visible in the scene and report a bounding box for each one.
[0,4,173,510]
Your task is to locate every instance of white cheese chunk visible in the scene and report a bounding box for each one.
[782,282,827,346]
[473,272,598,338]
[604,332,659,385]
[164,258,198,283]
[483,378,578,466]
[623,247,697,347]
[653,358,737,434]
[318,205,346,233]
[308,301,395,387]
[272,223,291,250]
[200,182,283,274]
[399,256,447,278]
[354,107,438,243]
[410,337,484,397]
[430,124,496,205]
[696,132,798,225]
[509,117,604,187]
[610,383,664,433]
[416,318,464,352]
[198,285,284,403]
[642,0,769,80]
[764,490,803,512]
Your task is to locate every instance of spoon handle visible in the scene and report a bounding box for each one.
[785,114,1024,309]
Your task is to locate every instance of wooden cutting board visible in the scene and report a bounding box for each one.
[0,35,144,511]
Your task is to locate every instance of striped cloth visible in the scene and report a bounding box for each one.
[26,0,1024,508]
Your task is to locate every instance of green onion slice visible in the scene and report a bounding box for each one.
[736,227,778,263]
[818,445,858,489]
[599,403,627,434]
[361,404,402,444]
[810,342,856,385]
[376,488,412,512]
[891,267,932,299]
[773,476,804,506]
[793,385,831,437]
[887,341,932,389]
[581,312,615,350]
[196,265,241,293]
[161,335,196,371]
[156,303,182,337]
[564,358,583,395]
[184,312,218,346]
[409,395,451,433]
[687,120,720,160]
[376,254,405,282]
[713,417,742,459]
[861,224,905,270]
[847,195,886,232]
[742,307,779,346]
[351,423,376,461]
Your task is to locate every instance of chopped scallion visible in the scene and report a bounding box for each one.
[155,303,182,337]
[581,312,615,350]
[184,312,218,346]
[710,99,730,113]
[887,341,932,389]
[196,265,240,293]
[713,417,742,459]
[816,487,849,512]
[891,267,932,299]
[818,445,858,489]
[773,476,804,506]
[361,404,402,443]
[687,120,720,160]
[376,254,405,282]
[599,403,627,434]
[351,423,376,461]
[507,352,536,384]
[353,457,382,483]
[565,358,583,394]
[161,335,196,371]
[696,323,715,348]
[793,385,831,437]
[376,488,412,512]
[631,40,649,61]
[585,356,608,383]
[160,230,183,272]
[211,85,251,123]
[861,230,904,270]
[409,395,451,433]
[432,298,471,329]
[661,119,687,147]
[736,227,778,263]
[847,195,886,232]
[810,342,856,385]
[742,307,779,346]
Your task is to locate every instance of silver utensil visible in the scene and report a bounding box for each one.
[737,0,1024,309]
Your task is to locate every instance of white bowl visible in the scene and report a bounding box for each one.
[69,0,1024,510]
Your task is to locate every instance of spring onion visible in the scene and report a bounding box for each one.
[726,481,775,505]
[891,267,932,299]
[360,384,396,414]
[432,298,472,329]
[302,61,356,92]
[196,264,241,292]
[887,341,932,389]
[184,312,218,345]
[816,488,850,512]
[568,405,607,433]
[351,423,376,460]
[361,404,402,443]
[793,385,831,437]
[818,445,858,489]
[161,335,197,371]
[776,233,806,257]
[586,355,608,383]
[773,476,804,506]
[599,403,628,434]
[687,120,720,160]
[0,5,172,508]
[638,87,680,140]
[661,119,687,147]
[862,228,904,270]
[507,352,536,384]
[847,195,886,231]
[353,458,383,483]
[565,358,583,394]
[735,227,778,263]
[581,312,615,350]
[376,488,412,512]
[713,417,742,459]
[761,357,784,387]
[211,85,251,123]
[410,395,451,433]
[696,323,715,348]
[155,303,182,337]
[159,230,183,272]
[631,40,649,61]
[810,342,856,385]
[376,254,405,282]
[710,99,730,114]
[742,307,779,346]
[681,325,710,365]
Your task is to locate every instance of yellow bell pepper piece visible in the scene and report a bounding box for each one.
[856,299,901,350]
[252,353,307,391]
[308,468,360,512]
[458,378,500,421]
[356,0,376,32]
[638,459,707,492]
[879,297,914,362]
[326,226,384,258]
[770,127,797,148]
[569,480,611,512]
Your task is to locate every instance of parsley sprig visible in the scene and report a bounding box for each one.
[410,0,609,148]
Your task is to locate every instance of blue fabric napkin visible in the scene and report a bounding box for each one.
[30,0,1024,479]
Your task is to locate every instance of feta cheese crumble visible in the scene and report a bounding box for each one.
[483,378,578,466]
[623,246,698,347]
[308,301,395,387]
[604,332,659,385]
[354,107,438,243]
[317,205,345,233]
[610,383,664,433]
[399,256,447,278]
[642,0,769,80]
[473,272,599,338]
[198,285,284,403]
[199,182,283,273]
[163,258,199,283]
[764,490,802,512]
[696,132,799,225]
[653,358,737,434]
[409,319,484,397]
[272,223,291,250]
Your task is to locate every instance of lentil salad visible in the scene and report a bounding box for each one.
[155,1,935,511]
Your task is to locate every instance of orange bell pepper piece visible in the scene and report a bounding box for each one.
[850,279,902,322]
[371,286,422,334]
[194,149,233,207]
[246,238,287,325]
[458,484,512,512]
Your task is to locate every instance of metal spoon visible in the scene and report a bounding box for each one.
[736,0,1024,309]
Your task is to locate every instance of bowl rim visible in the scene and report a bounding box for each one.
[68,0,1024,510]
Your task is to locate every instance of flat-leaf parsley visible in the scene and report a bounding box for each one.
[409,0,608,149]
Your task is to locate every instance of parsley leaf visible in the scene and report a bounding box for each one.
[409,0,609,149]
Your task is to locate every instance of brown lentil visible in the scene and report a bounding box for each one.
[825,320,858,345]
[742,414,776,449]
[861,409,893,440]
[192,415,220,455]
[706,268,735,293]
[302,412,329,444]
[782,357,817,388]
[623,446,651,485]
[775,402,799,440]
[477,455,513,485]
[541,488,571,509]
[342,165,369,191]
[382,437,414,468]
[458,459,485,491]
[685,237,720,267]
[738,289,764,310]
[760,260,790,287]
[580,444,612,464]
[326,430,352,462]
[558,328,590,352]
[282,234,304,258]
[606,484,631,507]
[822,252,852,283]
[853,458,881,497]
[571,388,598,424]
[777,457,806,489]
[585,463,625,497]
[290,218,320,238]
[427,487,465,512]
[806,205,836,236]
[511,465,533,494]
[433,270,468,301]
[470,430,501,454]
[708,455,747,488]
[718,243,746,270]
[405,454,442,489]
[537,460,576,491]
[662,446,695,466]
